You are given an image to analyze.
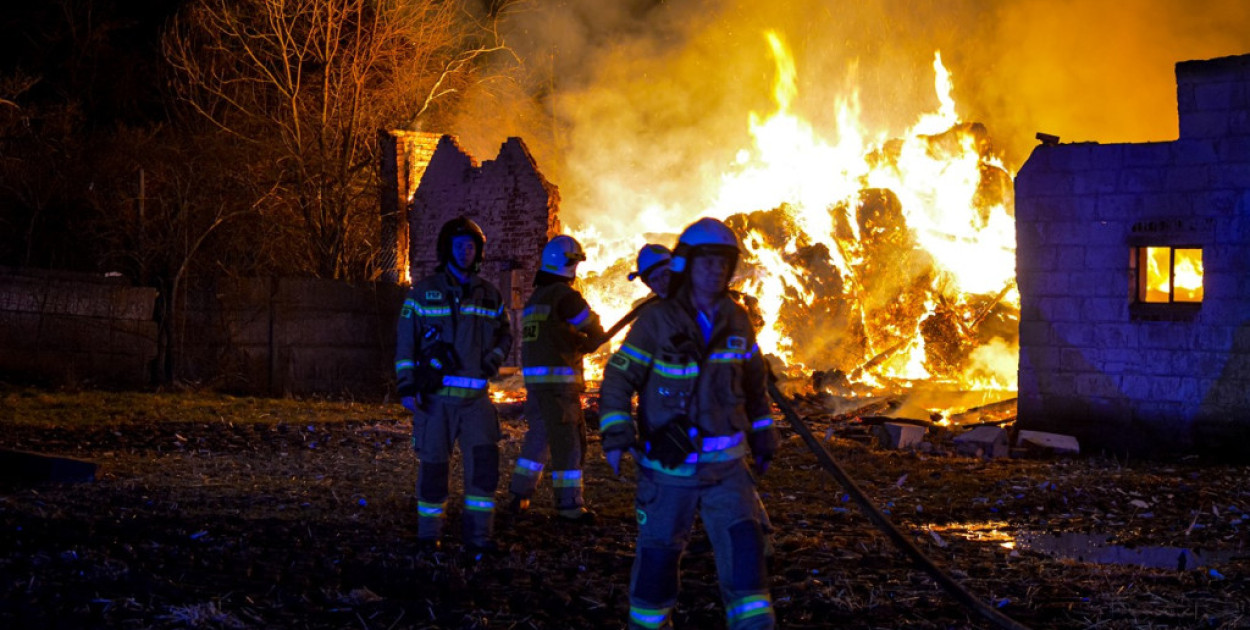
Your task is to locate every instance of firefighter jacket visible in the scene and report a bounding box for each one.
[599,287,778,484]
[395,268,512,399]
[521,281,604,391]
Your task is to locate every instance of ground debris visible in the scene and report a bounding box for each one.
[0,386,1247,629]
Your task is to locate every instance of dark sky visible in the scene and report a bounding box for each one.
[1,1,186,127]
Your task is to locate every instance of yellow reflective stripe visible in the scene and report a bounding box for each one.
[618,343,653,365]
[652,360,698,379]
[727,594,772,622]
[434,386,488,398]
[551,470,583,488]
[465,495,495,512]
[523,304,552,322]
[417,501,445,518]
[416,305,452,317]
[599,410,631,432]
[629,606,671,629]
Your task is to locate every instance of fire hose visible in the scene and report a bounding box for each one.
[766,373,1031,630]
[592,296,659,350]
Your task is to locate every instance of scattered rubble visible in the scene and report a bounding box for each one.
[0,387,1246,629]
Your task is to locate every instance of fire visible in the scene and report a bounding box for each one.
[1173,249,1203,302]
[572,33,1018,393]
[1143,247,1204,303]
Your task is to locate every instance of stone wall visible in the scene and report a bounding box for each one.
[0,271,405,397]
[179,278,406,398]
[1014,53,1250,457]
[0,269,157,387]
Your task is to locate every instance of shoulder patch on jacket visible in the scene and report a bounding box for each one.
[727,336,747,351]
[424,290,444,302]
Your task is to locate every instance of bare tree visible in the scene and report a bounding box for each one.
[163,0,522,280]
[85,125,268,384]
[0,71,84,269]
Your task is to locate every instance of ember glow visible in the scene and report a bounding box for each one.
[571,33,1019,392]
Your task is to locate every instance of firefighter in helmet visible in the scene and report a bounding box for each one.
[508,234,606,522]
[395,216,512,553]
[629,243,673,299]
[599,217,778,629]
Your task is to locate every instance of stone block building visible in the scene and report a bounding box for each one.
[1015,53,1250,457]
[380,133,560,364]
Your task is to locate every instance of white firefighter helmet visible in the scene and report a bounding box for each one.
[670,217,740,274]
[628,244,672,281]
[540,235,587,278]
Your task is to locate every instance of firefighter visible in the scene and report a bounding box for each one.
[507,235,606,522]
[395,216,512,553]
[599,217,778,629]
[629,243,673,299]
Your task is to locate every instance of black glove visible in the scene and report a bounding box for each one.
[397,374,418,397]
[482,350,503,377]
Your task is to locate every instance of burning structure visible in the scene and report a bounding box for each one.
[1015,53,1250,457]
[383,43,1022,415]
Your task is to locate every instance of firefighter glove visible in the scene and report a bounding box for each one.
[605,448,625,475]
[401,396,418,413]
[482,349,504,377]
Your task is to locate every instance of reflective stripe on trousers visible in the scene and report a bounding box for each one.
[413,394,500,545]
[628,465,773,630]
[509,388,587,510]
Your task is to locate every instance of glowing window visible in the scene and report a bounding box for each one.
[1135,246,1203,304]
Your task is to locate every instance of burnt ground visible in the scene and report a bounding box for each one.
[0,386,1248,629]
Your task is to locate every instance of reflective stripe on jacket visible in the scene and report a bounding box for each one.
[395,269,512,398]
[599,288,777,482]
[520,282,604,390]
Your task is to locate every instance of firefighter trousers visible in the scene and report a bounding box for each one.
[412,394,500,546]
[508,388,588,514]
[628,465,773,630]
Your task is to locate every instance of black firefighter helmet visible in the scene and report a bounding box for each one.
[437,216,487,273]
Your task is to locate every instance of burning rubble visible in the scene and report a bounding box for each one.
[573,41,1020,426]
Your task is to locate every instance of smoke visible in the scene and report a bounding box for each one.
[453,0,1250,231]
[972,0,1250,160]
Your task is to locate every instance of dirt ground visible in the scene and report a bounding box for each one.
[1,386,1247,629]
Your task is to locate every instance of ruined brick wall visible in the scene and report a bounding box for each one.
[407,135,560,363]
[0,269,157,387]
[1014,53,1250,457]
[379,131,444,283]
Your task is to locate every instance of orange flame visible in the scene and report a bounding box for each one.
[573,33,1018,391]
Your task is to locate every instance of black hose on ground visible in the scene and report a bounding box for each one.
[766,375,1031,630]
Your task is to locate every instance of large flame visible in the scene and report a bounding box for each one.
[572,33,1018,392]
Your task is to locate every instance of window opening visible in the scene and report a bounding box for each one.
[1136,246,1203,304]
